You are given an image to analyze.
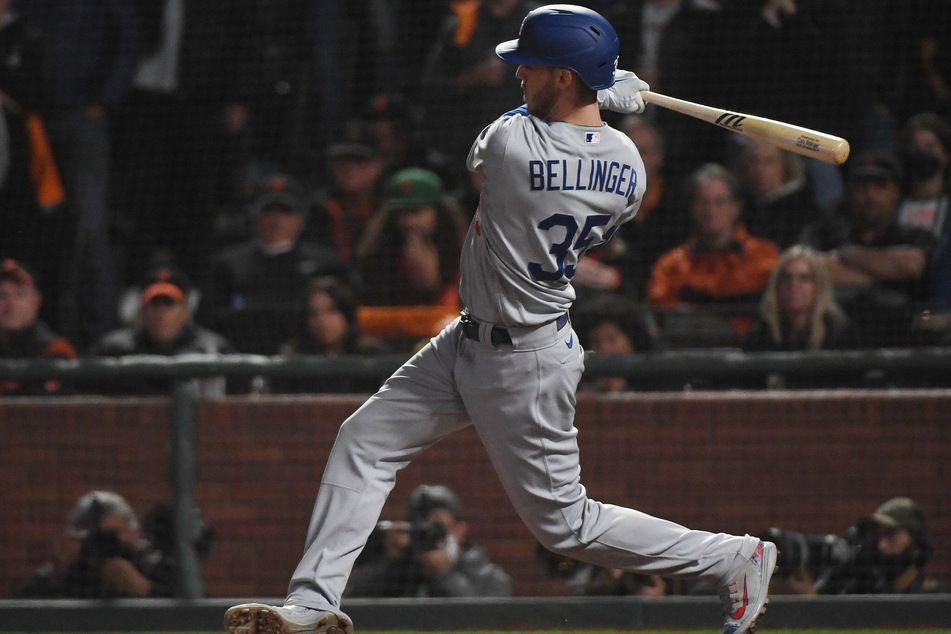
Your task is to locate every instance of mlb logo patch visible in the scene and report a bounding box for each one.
[585,131,601,144]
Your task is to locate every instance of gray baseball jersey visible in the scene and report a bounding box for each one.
[460,106,645,327]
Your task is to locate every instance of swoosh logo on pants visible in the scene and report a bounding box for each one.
[566,334,574,348]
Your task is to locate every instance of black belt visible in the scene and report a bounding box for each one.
[461,313,569,346]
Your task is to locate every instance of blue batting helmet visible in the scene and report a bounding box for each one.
[495,4,619,91]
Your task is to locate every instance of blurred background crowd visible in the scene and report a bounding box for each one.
[2,0,951,396]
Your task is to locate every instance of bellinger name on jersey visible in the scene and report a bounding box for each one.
[528,158,639,198]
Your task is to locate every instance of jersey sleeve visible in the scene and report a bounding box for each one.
[466,108,527,174]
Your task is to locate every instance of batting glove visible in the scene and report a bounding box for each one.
[597,70,650,114]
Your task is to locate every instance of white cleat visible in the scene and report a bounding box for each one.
[224,603,353,634]
[718,540,778,634]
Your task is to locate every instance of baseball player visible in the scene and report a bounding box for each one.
[225,6,776,634]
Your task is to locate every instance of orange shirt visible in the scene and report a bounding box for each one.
[647,225,779,307]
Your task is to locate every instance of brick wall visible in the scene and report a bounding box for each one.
[2,391,949,598]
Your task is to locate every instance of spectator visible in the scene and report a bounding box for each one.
[18,0,140,349]
[356,167,466,307]
[573,115,687,300]
[728,0,825,133]
[609,0,683,91]
[861,497,947,594]
[572,294,660,393]
[203,173,348,354]
[242,0,316,173]
[419,0,538,189]
[743,245,860,352]
[800,152,937,346]
[140,501,216,593]
[346,484,513,598]
[616,115,690,293]
[275,277,389,394]
[17,490,174,599]
[0,258,76,396]
[111,0,255,282]
[769,497,949,595]
[0,0,68,321]
[306,120,388,265]
[647,163,779,336]
[895,112,951,240]
[364,93,427,175]
[90,266,236,396]
[887,0,951,123]
[734,139,822,249]
[652,0,734,183]
[303,1,402,167]
[933,221,951,310]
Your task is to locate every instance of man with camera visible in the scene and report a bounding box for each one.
[867,497,946,594]
[18,491,174,599]
[765,496,946,595]
[345,485,512,598]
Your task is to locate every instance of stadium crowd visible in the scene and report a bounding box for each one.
[2,0,951,395]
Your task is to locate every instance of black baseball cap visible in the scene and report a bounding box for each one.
[849,151,902,183]
[141,266,191,304]
[250,173,308,216]
[328,120,381,160]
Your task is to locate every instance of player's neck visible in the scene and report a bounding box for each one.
[555,102,603,127]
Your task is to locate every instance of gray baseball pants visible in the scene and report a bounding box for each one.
[286,317,758,614]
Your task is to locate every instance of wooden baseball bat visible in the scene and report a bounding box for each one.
[640,90,851,165]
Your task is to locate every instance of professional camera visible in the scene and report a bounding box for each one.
[78,498,126,562]
[764,521,882,594]
[410,520,448,552]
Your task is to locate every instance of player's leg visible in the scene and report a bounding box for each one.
[456,328,773,633]
[226,322,471,634]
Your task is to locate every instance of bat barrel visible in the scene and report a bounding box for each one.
[640,91,851,165]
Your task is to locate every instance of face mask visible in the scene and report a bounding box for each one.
[444,533,460,564]
[905,151,943,181]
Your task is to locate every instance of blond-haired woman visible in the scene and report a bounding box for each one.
[742,245,860,351]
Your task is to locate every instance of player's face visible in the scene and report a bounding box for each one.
[516,64,560,119]
[0,280,41,333]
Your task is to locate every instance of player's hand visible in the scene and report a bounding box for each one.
[597,70,649,114]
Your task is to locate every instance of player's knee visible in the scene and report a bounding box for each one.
[532,524,585,556]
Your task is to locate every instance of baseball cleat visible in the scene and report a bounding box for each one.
[224,603,353,634]
[718,540,778,634]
